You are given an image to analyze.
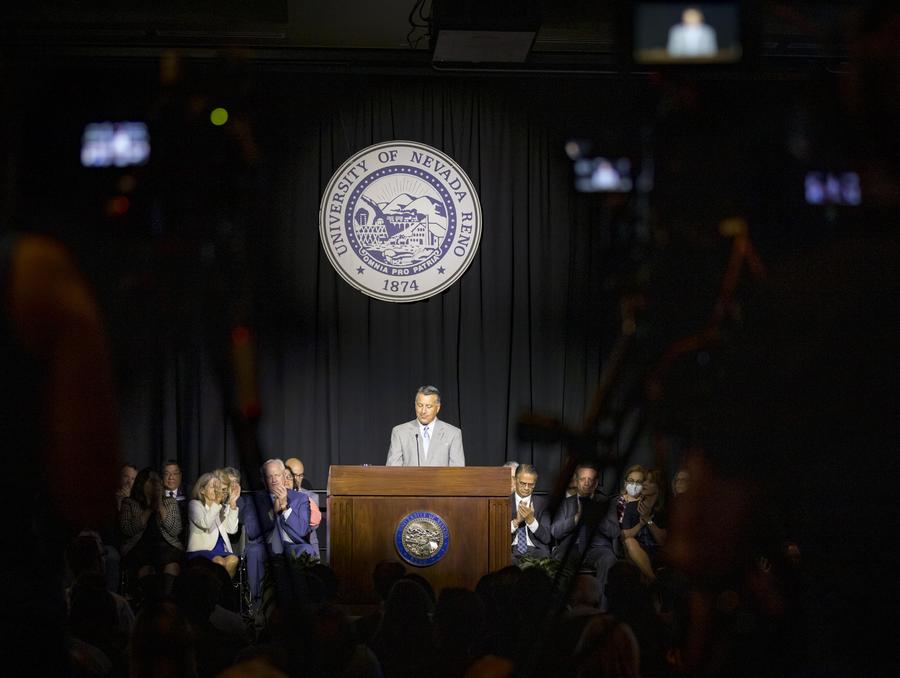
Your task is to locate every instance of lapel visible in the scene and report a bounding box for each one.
[405,420,419,463]
[254,492,275,529]
[569,494,581,518]
[430,419,445,454]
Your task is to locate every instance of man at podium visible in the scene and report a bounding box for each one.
[386,385,465,466]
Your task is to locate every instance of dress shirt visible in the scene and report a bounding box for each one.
[510,493,539,548]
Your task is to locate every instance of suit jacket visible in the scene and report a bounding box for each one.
[510,493,552,556]
[298,489,320,552]
[186,499,239,553]
[550,493,620,551]
[666,23,718,58]
[386,419,465,466]
[242,489,316,557]
[118,496,183,555]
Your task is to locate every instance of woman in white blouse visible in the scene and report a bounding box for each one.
[186,472,239,578]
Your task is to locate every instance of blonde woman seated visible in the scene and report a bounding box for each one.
[186,473,239,578]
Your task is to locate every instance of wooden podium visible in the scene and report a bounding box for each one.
[327,466,511,603]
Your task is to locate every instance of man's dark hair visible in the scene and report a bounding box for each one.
[161,459,180,471]
[373,560,406,601]
[515,463,538,478]
[122,462,137,472]
[66,535,103,576]
[416,385,441,402]
[130,468,161,506]
[400,573,436,608]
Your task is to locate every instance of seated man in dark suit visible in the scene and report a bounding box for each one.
[551,464,619,610]
[241,458,316,606]
[510,463,551,563]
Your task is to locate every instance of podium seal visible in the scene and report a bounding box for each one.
[319,140,482,302]
[395,511,450,566]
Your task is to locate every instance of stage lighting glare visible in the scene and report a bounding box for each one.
[105,196,130,218]
[210,107,229,126]
[231,325,251,345]
[117,174,137,193]
[564,140,583,160]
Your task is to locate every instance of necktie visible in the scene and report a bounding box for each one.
[576,497,584,545]
[423,426,430,442]
[516,524,528,555]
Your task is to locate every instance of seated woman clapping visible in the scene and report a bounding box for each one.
[186,473,240,578]
[119,468,184,592]
[620,469,668,582]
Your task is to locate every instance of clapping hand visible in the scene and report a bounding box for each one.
[272,484,288,513]
[520,502,535,525]
[637,499,652,524]
[146,478,163,511]
[516,501,530,524]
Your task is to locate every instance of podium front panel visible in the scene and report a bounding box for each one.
[327,466,511,602]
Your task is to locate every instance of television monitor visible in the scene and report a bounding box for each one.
[634,2,742,65]
[81,121,150,168]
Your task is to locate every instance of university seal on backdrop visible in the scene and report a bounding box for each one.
[319,140,482,302]
[395,511,450,566]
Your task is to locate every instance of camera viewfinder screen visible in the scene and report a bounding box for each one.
[634,2,742,64]
[81,121,150,168]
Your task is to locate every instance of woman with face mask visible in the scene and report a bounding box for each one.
[617,465,646,524]
[620,469,668,582]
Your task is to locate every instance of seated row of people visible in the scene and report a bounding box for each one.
[116,458,320,604]
[509,461,690,609]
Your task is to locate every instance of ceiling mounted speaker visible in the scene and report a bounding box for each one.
[430,0,540,63]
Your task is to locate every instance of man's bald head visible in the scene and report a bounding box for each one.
[285,457,305,490]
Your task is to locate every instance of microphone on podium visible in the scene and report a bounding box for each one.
[415,433,421,466]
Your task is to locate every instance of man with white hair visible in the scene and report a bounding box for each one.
[242,459,316,605]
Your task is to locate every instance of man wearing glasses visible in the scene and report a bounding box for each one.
[284,457,321,553]
[510,464,551,563]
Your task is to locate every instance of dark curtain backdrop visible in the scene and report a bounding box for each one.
[7,66,645,492]
[247,77,618,491]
